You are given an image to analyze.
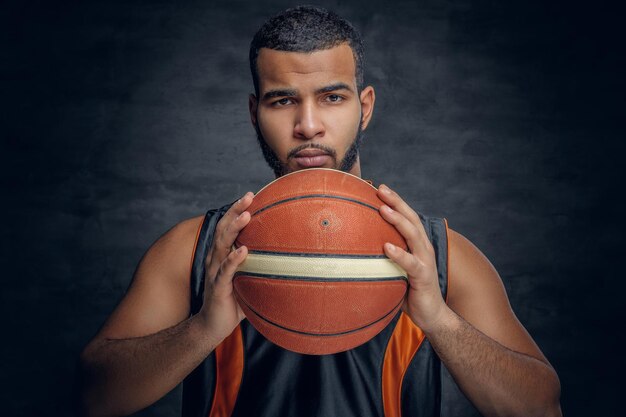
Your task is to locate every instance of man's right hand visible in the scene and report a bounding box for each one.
[197,191,254,346]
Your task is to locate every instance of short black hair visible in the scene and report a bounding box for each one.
[249,5,364,96]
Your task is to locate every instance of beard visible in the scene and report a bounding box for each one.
[254,125,364,178]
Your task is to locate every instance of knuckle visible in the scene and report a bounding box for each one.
[229,247,241,260]
[219,251,236,272]
[235,212,246,226]
[217,261,228,278]
[223,220,232,235]
[225,214,244,235]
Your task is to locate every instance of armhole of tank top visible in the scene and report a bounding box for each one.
[443,217,450,305]
[439,217,450,417]
[188,215,207,317]
[424,213,449,302]
[190,216,207,277]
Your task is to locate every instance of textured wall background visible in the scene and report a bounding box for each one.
[1,0,624,416]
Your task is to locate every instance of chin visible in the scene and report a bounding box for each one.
[293,164,338,173]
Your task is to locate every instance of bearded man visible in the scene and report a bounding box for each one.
[79,6,561,417]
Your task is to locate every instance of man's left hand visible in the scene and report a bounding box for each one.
[377,184,450,333]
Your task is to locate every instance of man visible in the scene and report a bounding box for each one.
[79,6,561,417]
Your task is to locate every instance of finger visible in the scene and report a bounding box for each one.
[206,192,253,276]
[377,184,420,223]
[379,203,432,256]
[377,184,431,248]
[383,242,428,285]
[212,245,248,298]
[207,210,251,279]
[211,192,254,253]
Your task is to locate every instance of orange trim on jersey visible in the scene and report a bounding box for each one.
[382,312,426,417]
[443,218,450,304]
[209,324,244,417]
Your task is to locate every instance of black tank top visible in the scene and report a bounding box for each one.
[182,203,450,417]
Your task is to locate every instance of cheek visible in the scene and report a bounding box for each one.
[258,110,291,153]
[329,105,361,148]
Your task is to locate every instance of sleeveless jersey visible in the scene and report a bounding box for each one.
[182,203,450,417]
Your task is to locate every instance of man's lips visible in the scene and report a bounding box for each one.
[293,149,332,168]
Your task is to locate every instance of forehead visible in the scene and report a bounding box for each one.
[256,43,357,93]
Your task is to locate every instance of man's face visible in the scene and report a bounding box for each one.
[249,43,375,177]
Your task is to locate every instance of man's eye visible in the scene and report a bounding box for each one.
[326,94,343,103]
[274,98,292,106]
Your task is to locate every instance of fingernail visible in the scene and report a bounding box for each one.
[382,205,394,213]
[380,185,391,194]
[236,247,243,254]
[386,243,396,252]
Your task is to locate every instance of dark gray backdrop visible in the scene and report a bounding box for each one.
[2,0,624,416]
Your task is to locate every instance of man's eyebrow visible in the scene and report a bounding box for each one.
[261,83,354,100]
[262,89,298,100]
[315,83,353,94]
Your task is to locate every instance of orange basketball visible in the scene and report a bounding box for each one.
[234,168,408,355]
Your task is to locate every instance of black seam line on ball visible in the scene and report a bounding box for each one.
[252,194,379,216]
[234,272,408,282]
[247,250,391,259]
[239,297,404,337]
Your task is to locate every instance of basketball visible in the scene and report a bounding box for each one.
[233,168,408,355]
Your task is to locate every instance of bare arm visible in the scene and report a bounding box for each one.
[79,193,253,417]
[426,309,560,417]
[376,184,561,417]
[428,229,561,417]
[80,313,218,417]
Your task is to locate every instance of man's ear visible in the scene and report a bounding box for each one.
[359,86,376,130]
[249,94,258,127]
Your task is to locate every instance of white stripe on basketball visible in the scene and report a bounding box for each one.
[236,252,407,280]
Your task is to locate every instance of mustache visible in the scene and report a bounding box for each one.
[287,143,337,160]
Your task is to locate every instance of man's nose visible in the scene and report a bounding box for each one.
[294,101,325,140]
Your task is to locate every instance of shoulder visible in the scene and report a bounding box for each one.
[146,215,206,263]
[445,226,518,338]
[139,214,207,289]
[94,214,206,339]
[445,227,508,312]
[446,227,499,285]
